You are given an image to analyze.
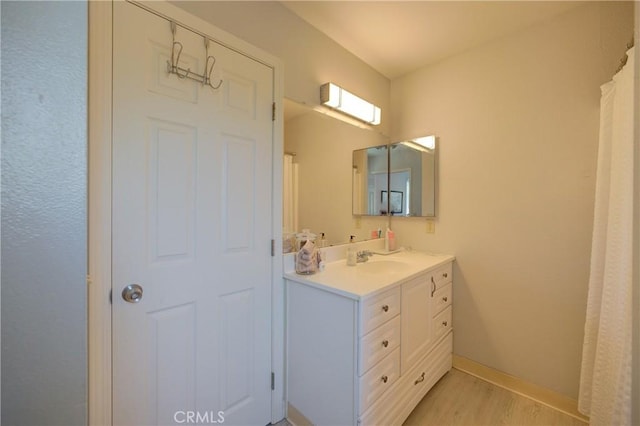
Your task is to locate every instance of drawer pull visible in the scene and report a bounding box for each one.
[381,375,388,383]
[381,304,389,312]
[382,339,389,348]
[442,296,448,302]
[443,272,448,278]
[414,372,425,385]
[442,320,448,327]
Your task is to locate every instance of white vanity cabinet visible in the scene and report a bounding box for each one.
[285,254,454,426]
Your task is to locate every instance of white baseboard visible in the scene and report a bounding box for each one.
[452,355,589,423]
[286,403,313,426]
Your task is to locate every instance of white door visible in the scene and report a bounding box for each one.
[112,3,274,425]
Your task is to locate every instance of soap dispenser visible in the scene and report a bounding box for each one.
[317,233,327,272]
[318,232,328,248]
[346,235,357,266]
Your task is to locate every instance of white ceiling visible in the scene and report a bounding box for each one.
[281,1,584,79]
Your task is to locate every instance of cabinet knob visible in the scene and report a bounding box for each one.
[442,321,448,327]
[414,372,425,385]
[443,272,448,278]
[381,375,388,383]
[382,340,389,348]
[442,296,448,302]
[381,304,389,312]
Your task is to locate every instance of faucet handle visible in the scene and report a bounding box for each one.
[356,250,373,262]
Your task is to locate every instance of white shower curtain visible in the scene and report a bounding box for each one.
[283,154,299,234]
[579,47,635,425]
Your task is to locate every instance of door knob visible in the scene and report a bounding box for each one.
[122,284,143,303]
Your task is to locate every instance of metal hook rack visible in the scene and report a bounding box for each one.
[166,21,223,90]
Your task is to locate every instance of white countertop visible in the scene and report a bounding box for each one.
[284,250,455,300]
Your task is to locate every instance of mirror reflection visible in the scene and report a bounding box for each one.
[284,99,389,247]
[352,145,389,216]
[389,138,436,217]
[351,137,437,218]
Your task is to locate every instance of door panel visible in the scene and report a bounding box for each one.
[219,289,255,412]
[113,3,273,425]
[222,135,256,251]
[400,275,433,374]
[149,119,196,260]
[148,304,197,424]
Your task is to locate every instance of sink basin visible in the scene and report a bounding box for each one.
[357,260,409,274]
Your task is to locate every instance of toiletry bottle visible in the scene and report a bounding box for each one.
[384,228,390,252]
[317,251,325,272]
[316,232,328,272]
[346,235,357,266]
[319,232,328,248]
[317,233,327,271]
[388,229,396,251]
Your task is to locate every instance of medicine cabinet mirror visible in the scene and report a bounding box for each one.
[352,137,437,218]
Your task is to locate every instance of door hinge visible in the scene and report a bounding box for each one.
[271,239,275,257]
[272,102,276,121]
[109,289,113,304]
[271,372,275,390]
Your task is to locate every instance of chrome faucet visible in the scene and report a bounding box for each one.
[356,250,374,263]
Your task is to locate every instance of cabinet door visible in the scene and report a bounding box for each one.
[400,274,433,374]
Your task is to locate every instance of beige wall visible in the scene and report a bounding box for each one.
[171,1,391,135]
[389,2,634,398]
[633,4,639,425]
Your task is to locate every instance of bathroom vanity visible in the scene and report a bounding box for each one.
[285,250,454,425]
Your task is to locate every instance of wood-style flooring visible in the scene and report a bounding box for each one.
[277,368,586,426]
[403,368,587,426]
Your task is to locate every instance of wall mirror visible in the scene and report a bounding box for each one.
[352,137,437,218]
[352,145,389,215]
[284,98,389,246]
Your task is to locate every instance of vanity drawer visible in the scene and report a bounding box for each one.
[432,282,452,315]
[432,305,452,342]
[361,287,401,336]
[359,347,400,414]
[358,333,453,426]
[359,315,401,376]
[429,263,452,290]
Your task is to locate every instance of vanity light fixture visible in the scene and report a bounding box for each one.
[320,82,381,125]
[413,135,436,150]
[400,135,436,152]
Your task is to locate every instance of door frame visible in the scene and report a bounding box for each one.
[88,2,285,424]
